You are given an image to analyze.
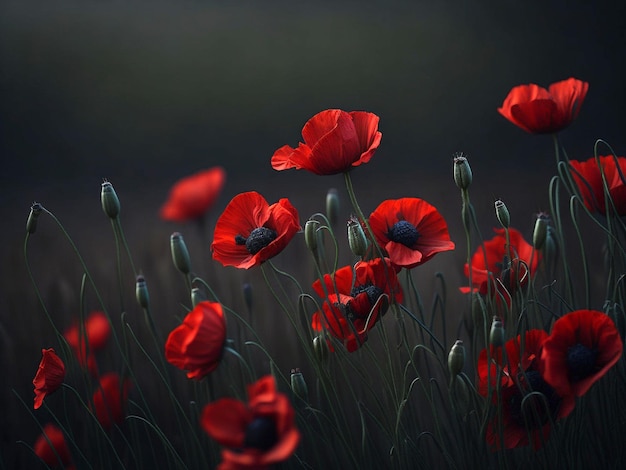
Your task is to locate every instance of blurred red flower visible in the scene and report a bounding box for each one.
[569,155,626,215]
[461,228,539,304]
[498,77,589,134]
[33,348,65,409]
[541,309,623,397]
[478,330,574,450]
[165,301,227,380]
[64,311,111,375]
[33,423,73,468]
[160,167,226,222]
[311,257,403,352]
[201,375,300,469]
[368,198,455,269]
[271,109,382,175]
[211,191,301,269]
[92,373,131,430]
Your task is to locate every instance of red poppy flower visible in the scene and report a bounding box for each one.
[569,155,626,216]
[165,301,227,380]
[91,373,131,430]
[201,375,300,469]
[33,348,65,409]
[211,191,301,269]
[64,311,111,375]
[497,77,589,134]
[271,109,382,175]
[34,423,72,467]
[461,228,539,304]
[311,258,403,352]
[541,309,623,398]
[478,330,574,450]
[160,167,226,222]
[368,198,455,269]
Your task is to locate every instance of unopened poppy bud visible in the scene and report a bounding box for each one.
[304,219,320,253]
[448,340,465,377]
[26,202,43,234]
[170,232,192,275]
[191,287,206,307]
[495,200,510,229]
[533,213,549,250]
[453,153,472,190]
[101,181,120,219]
[242,282,253,312]
[490,316,505,348]
[347,216,368,257]
[326,188,340,227]
[290,368,309,404]
[135,275,150,309]
[313,335,330,364]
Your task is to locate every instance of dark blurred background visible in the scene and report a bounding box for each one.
[1,0,625,466]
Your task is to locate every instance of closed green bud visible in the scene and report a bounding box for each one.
[326,188,340,227]
[313,335,330,364]
[453,153,472,190]
[490,316,505,348]
[135,275,150,309]
[304,219,320,253]
[533,212,549,250]
[448,340,465,377]
[26,202,43,234]
[101,181,120,219]
[170,232,192,275]
[290,368,309,404]
[191,287,206,307]
[347,216,368,257]
[495,199,510,229]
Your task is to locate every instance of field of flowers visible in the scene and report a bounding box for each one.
[5,75,625,469]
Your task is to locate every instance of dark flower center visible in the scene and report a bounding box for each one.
[387,220,419,247]
[350,284,384,306]
[235,227,277,255]
[507,370,560,429]
[567,343,598,382]
[348,284,387,319]
[244,416,278,451]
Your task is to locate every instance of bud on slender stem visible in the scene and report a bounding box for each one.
[304,219,320,253]
[495,199,510,229]
[448,340,465,377]
[101,181,120,219]
[170,232,192,275]
[135,275,150,309]
[290,368,309,404]
[347,216,368,257]
[26,202,43,234]
[313,335,330,364]
[533,213,549,250]
[453,153,472,190]
[490,316,505,348]
[191,287,206,307]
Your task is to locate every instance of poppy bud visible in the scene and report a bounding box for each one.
[490,316,505,348]
[326,188,340,227]
[347,216,368,257]
[26,202,43,234]
[191,287,206,307]
[447,340,465,377]
[453,153,472,190]
[533,212,550,250]
[170,232,192,275]
[313,335,330,364]
[494,199,510,229]
[290,368,309,404]
[135,275,150,309]
[304,219,320,253]
[242,282,253,313]
[101,181,120,219]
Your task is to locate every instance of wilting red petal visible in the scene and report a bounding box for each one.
[33,348,65,409]
[165,301,227,380]
[34,423,72,467]
[91,373,131,430]
[160,167,226,222]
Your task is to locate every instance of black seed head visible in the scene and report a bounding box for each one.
[387,220,419,247]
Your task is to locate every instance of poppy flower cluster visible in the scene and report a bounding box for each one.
[201,375,300,469]
[160,166,227,223]
[211,191,301,269]
[478,309,622,450]
[569,155,626,216]
[271,109,382,175]
[165,301,227,379]
[64,310,112,376]
[498,77,589,134]
[311,257,403,352]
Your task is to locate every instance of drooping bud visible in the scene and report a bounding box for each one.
[489,316,505,348]
[101,180,120,219]
[453,153,472,190]
[290,368,309,404]
[135,275,150,309]
[304,219,320,253]
[313,335,330,364]
[242,282,253,313]
[494,199,510,229]
[191,287,206,307]
[26,202,43,234]
[347,216,368,257]
[326,188,340,227]
[447,340,465,377]
[170,232,192,275]
[533,212,550,250]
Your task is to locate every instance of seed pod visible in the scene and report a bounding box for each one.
[533,213,549,250]
[347,216,368,257]
[135,275,150,309]
[313,335,330,364]
[495,199,510,229]
[490,316,505,348]
[453,153,472,190]
[448,340,465,377]
[304,219,320,253]
[170,232,192,275]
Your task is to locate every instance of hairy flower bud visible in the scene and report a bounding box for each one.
[170,232,192,275]
[101,181,120,219]
[453,153,472,190]
[490,316,505,348]
[26,202,43,234]
[290,368,309,404]
[135,275,150,309]
[347,216,368,257]
[326,188,340,227]
[494,199,510,229]
[533,212,550,250]
[304,219,320,253]
[448,340,465,377]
